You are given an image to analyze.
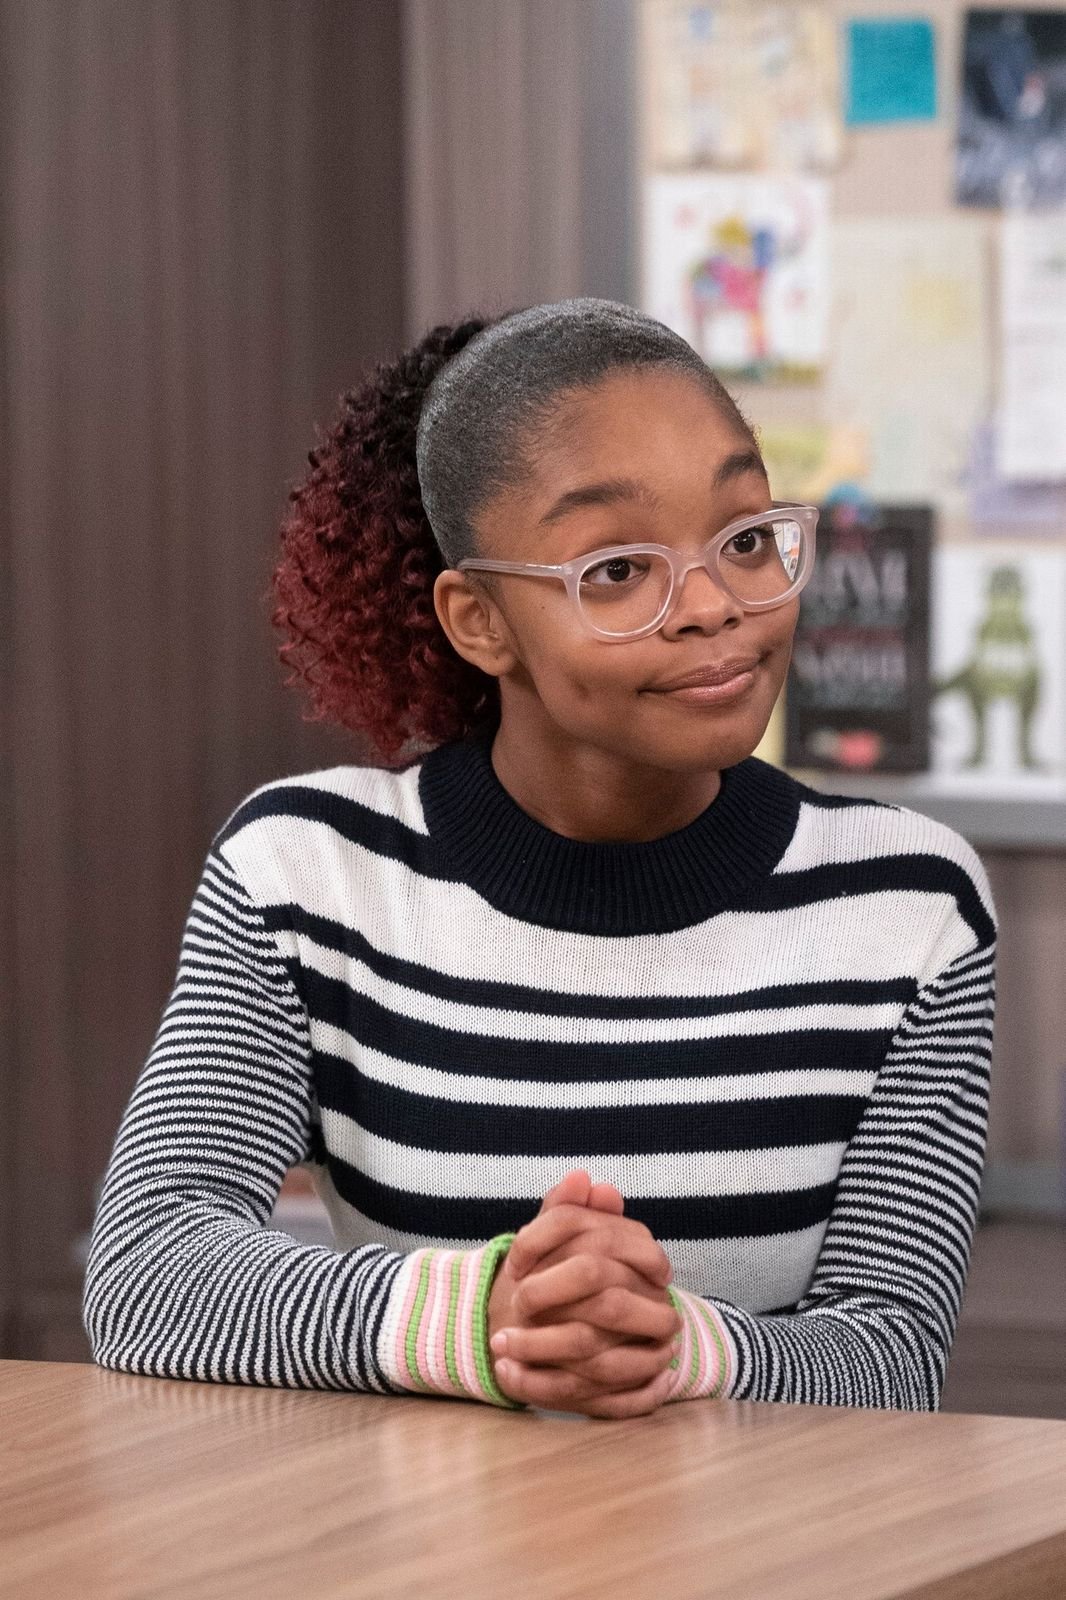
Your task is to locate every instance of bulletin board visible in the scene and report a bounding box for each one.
[635,0,1066,799]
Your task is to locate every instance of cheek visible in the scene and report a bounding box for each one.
[757,603,800,671]
[508,591,636,698]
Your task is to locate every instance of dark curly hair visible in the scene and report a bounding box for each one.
[271,296,759,767]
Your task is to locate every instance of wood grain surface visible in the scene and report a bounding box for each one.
[3,1360,1066,1599]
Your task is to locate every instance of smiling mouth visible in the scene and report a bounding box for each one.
[643,654,765,699]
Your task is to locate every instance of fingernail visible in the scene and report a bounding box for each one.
[490,1332,508,1353]
[496,1359,512,1378]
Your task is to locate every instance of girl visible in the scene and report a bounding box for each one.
[83,298,996,1420]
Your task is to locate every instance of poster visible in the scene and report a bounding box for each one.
[643,172,830,379]
[785,494,933,774]
[998,210,1066,481]
[956,8,1066,206]
[845,18,938,126]
[643,0,843,171]
[825,217,990,517]
[928,544,1066,792]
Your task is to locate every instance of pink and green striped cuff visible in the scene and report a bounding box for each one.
[378,1233,525,1409]
[662,1285,737,1402]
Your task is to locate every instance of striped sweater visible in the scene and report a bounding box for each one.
[83,723,997,1411]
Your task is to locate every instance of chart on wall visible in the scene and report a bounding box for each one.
[643,172,830,379]
[824,216,991,522]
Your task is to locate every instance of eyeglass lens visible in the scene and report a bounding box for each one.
[576,516,806,635]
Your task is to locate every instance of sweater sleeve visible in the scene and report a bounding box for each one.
[660,931,997,1412]
[82,847,522,1407]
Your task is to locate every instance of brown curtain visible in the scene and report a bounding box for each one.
[401,0,636,331]
[0,0,408,1357]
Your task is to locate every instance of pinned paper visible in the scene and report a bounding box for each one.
[957,9,1066,207]
[643,0,843,170]
[825,217,990,516]
[643,172,830,380]
[845,18,938,125]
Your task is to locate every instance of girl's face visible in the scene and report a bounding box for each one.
[439,366,800,774]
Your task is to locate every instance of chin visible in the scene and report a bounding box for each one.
[641,722,763,773]
[638,699,772,770]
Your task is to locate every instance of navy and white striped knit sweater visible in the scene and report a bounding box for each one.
[83,723,997,1410]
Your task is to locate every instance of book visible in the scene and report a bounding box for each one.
[785,497,933,773]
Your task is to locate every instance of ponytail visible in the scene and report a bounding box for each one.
[271,315,505,767]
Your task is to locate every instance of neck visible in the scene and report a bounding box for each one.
[489,718,722,844]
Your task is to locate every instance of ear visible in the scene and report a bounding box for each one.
[433,569,518,679]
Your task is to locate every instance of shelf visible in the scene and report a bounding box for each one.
[788,770,1066,851]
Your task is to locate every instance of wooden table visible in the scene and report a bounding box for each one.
[3,1360,1066,1599]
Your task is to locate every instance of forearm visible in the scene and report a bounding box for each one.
[86,1181,520,1404]
[663,939,995,1413]
[85,1180,401,1390]
[664,1286,941,1410]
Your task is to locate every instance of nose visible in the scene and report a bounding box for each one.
[658,555,745,637]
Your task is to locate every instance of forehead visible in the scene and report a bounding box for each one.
[529,366,747,482]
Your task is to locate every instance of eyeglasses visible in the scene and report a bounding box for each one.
[457,502,819,641]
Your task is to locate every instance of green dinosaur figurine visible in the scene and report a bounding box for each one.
[933,564,1043,770]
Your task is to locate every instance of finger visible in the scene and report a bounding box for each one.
[498,1323,678,1386]
[542,1288,681,1344]
[538,1169,592,1213]
[575,1365,677,1420]
[496,1358,675,1419]
[520,1234,672,1291]
[507,1209,672,1286]
[491,1319,630,1367]
[514,1264,681,1342]
[560,1336,677,1392]
[508,1248,672,1324]
[587,1181,625,1215]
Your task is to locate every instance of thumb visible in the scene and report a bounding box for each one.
[537,1168,592,1213]
[587,1180,625,1215]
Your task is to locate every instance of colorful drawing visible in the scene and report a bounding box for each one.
[644,173,829,379]
[687,213,798,364]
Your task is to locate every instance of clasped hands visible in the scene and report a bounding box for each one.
[486,1168,683,1419]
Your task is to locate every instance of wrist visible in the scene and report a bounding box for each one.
[662,1286,736,1402]
[378,1234,526,1409]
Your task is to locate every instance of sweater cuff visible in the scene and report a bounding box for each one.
[377,1233,525,1409]
[662,1286,737,1402]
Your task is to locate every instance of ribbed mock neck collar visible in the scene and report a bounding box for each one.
[417,723,801,935]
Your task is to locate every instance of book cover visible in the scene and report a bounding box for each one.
[785,495,933,773]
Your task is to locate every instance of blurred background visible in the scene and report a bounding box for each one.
[1,0,1063,1419]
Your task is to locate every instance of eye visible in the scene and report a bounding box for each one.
[581,555,651,586]
[724,525,775,559]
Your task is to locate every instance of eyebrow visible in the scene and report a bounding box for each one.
[536,448,767,528]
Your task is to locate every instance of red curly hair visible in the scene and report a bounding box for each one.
[271,316,503,767]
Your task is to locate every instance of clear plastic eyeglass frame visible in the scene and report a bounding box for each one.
[456,501,819,642]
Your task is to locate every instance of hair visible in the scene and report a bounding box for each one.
[271,296,760,766]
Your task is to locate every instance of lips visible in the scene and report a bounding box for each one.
[647,656,763,692]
